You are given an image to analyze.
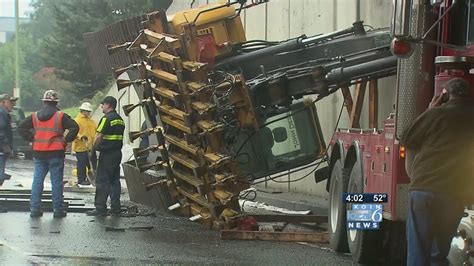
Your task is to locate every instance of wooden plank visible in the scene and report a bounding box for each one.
[197,120,223,132]
[161,115,193,134]
[340,86,353,117]
[143,29,180,49]
[156,52,179,65]
[187,82,206,93]
[169,152,199,170]
[250,214,327,224]
[157,104,187,120]
[172,168,204,189]
[191,101,214,114]
[369,80,379,129]
[165,135,199,155]
[220,230,329,243]
[177,187,214,210]
[148,69,178,84]
[154,87,178,100]
[349,82,367,128]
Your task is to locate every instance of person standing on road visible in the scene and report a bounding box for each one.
[0,94,17,186]
[402,77,474,266]
[72,102,97,186]
[18,90,79,218]
[87,96,124,217]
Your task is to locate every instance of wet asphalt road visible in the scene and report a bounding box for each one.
[0,158,352,265]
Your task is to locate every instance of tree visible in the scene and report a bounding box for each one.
[0,33,46,111]
[0,0,171,111]
[33,0,162,97]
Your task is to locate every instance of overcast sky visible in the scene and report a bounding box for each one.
[0,0,34,18]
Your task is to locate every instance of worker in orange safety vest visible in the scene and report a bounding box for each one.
[18,90,79,218]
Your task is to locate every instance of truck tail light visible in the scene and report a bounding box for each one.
[391,38,414,58]
[399,146,406,158]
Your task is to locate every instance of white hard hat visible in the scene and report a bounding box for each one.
[79,102,93,112]
[42,89,59,102]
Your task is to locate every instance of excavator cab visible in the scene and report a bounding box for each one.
[233,99,326,180]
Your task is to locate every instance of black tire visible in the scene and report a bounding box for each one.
[346,162,383,264]
[329,159,350,252]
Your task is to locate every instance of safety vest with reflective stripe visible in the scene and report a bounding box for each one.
[98,118,124,141]
[97,111,125,151]
[32,111,66,151]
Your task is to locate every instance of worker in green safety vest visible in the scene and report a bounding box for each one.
[87,96,125,217]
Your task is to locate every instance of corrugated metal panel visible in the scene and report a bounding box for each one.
[83,15,146,75]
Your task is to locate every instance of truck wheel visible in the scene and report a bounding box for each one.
[346,162,383,264]
[329,159,349,252]
[448,210,474,265]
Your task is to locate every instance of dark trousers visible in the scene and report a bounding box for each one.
[94,149,122,212]
[76,151,96,183]
[406,190,465,266]
[0,153,6,183]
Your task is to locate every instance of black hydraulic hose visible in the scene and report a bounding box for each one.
[301,21,364,45]
[215,21,364,69]
[215,38,304,68]
[325,56,397,83]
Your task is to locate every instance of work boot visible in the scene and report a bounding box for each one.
[109,209,121,217]
[78,180,91,186]
[86,209,107,217]
[78,180,92,188]
[30,209,43,218]
[53,209,67,218]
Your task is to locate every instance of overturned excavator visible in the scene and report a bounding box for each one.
[85,1,397,229]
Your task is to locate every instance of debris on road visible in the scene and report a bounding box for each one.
[0,188,94,213]
[221,213,329,243]
[220,230,329,243]
[127,226,154,231]
[105,226,126,232]
[239,200,312,215]
[103,225,154,232]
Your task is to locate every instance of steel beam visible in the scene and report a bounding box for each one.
[3,205,94,213]
[0,189,52,194]
[0,194,80,200]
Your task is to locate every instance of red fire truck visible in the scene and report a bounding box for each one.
[327,0,474,264]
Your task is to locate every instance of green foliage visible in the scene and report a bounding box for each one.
[0,0,164,111]
[35,0,161,97]
[0,33,46,111]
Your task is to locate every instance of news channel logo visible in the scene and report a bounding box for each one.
[347,204,383,230]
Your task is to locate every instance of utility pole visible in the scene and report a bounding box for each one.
[14,0,20,105]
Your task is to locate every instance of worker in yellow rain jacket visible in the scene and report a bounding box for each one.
[72,102,97,186]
